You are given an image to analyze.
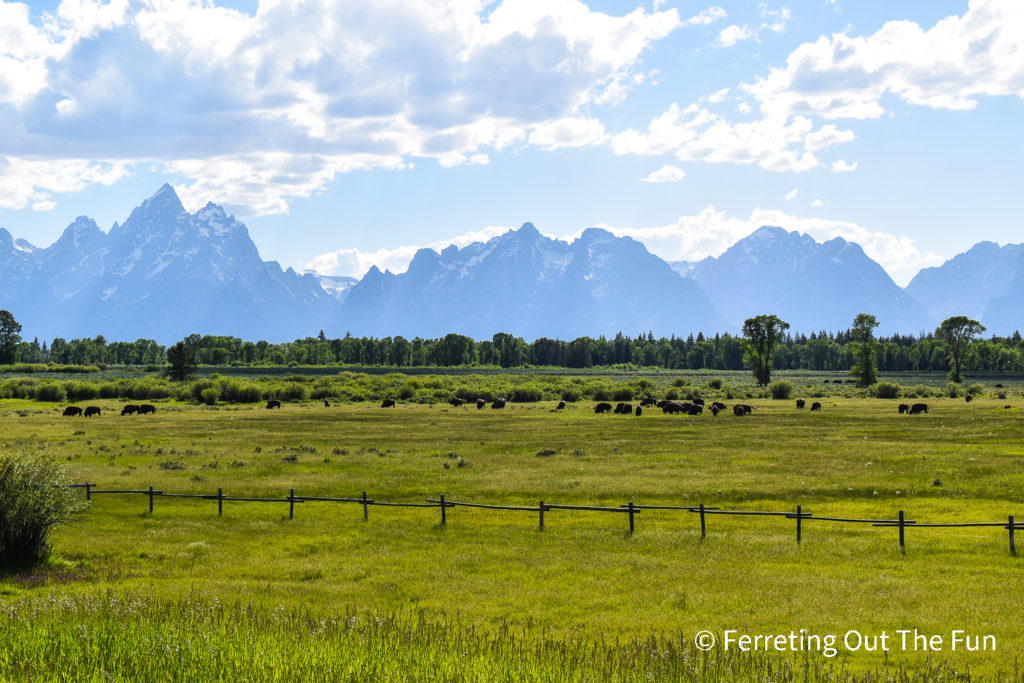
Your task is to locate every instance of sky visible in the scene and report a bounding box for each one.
[1,0,1022,286]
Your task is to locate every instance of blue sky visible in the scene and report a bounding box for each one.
[1,0,1021,285]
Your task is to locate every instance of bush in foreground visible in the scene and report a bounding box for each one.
[0,452,85,569]
[872,382,901,399]
[768,380,793,399]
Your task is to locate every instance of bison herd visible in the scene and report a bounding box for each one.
[62,404,156,416]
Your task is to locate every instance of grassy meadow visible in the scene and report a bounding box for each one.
[1,373,1023,679]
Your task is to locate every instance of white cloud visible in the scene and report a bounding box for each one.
[640,164,685,183]
[718,24,756,47]
[0,156,130,210]
[744,0,1024,121]
[830,159,857,172]
[810,199,825,206]
[0,0,682,214]
[784,188,797,200]
[760,5,790,34]
[683,6,727,26]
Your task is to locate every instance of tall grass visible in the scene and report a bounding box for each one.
[0,595,967,682]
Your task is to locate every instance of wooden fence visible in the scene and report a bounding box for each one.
[67,483,1022,555]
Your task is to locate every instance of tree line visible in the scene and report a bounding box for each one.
[0,310,1019,377]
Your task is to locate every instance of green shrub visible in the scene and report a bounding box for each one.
[510,386,543,402]
[611,387,633,401]
[966,383,985,396]
[945,382,961,398]
[590,387,612,401]
[707,377,723,389]
[98,382,121,399]
[200,388,219,405]
[64,381,98,401]
[664,388,679,401]
[0,452,85,568]
[873,382,901,399]
[672,378,689,387]
[768,380,793,400]
[34,383,66,402]
[559,388,581,402]
[279,384,309,402]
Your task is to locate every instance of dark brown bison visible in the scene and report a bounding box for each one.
[734,404,752,414]
[733,405,746,416]
[711,401,727,412]
[635,406,642,416]
[324,400,330,407]
[266,399,282,409]
[662,401,683,414]
[614,402,632,414]
[476,398,486,409]
[491,398,506,409]
[639,397,657,407]
[448,398,465,407]
[557,400,566,410]
[138,404,156,414]
[656,400,669,408]
[995,383,1004,388]
[965,395,973,403]
[823,379,830,384]
[710,406,720,416]
[62,406,83,417]
[692,398,705,406]
[909,403,928,415]
[594,402,613,414]
[84,406,101,417]
[898,403,909,414]
[810,402,822,411]
[686,404,703,415]
[381,399,396,408]
[121,404,139,415]
[796,399,806,409]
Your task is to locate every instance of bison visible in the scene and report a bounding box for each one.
[898,403,909,414]
[639,397,658,407]
[965,395,973,403]
[381,399,396,408]
[796,399,806,409]
[909,403,928,415]
[477,398,486,409]
[733,405,747,416]
[138,404,156,414]
[734,404,752,414]
[324,399,330,407]
[557,400,566,410]
[661,402,682,414]
[62,406,83,417]
[84,406,101,417]
[448,398,465,407]
[710,406,720,416]
[121,404,139,416]
[635,406,642,416]
[711,401,727,412]
[995,383,1004,388]
[685,403,703,415]
[614,402,633,415]
[491,397,506,409]
[810,402,822,411]
[594,402,613,414]
[692,398,705,406]
[266,399,282,409]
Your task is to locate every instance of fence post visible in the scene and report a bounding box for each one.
[898,510,905,553]
[148,485,154,515]
[289,488,295,520]
[1010,515,1016,555]
[699,503,706,538]
[440,494,447,526]
[796,504,802,544]
[628,500,635,534]
[218,487,223,517]
[539,500,544,529]
[85,483,92,502]
[362,491,369,521]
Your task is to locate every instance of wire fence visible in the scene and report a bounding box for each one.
[67,483,1022,555]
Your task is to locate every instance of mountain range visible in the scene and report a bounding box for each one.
[1,185,1020,343]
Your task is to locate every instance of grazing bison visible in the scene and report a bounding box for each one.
[138,404,156,414]
[639,397,658,407]
[796,399,806,409]
[476,398,486,409]
[324,400,330,407]
[121,404,139,416]
[661,401,681,414]
[84,406,101,417]
[823,379,830,384]
[965,395,973,403]
[733,405,747,416]
[656,400,669,408]
[995,383,1004,388]
[810,402,822,411]
[266,399,282,409]
[594,402,613,414]
[909,403,928,415]
[491,397,506,409]
[557,400,566,410]
[448,398,465,407]
[710,406,720,416]
[898,403,909,414]
[711,401,727,412]
[692,398,705,406]
[734,404,752,415]
[381,399,396,408]
[62,406,83,417]
[685,403,703,415]
[614,402,633,415]
[635,406,642,416]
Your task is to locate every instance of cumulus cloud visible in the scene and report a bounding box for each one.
[683,6,727,26]
[830,159,857,172]
[717,24,756,47]
[0,156,130,210]
[640,164,686,183]
[0,0,681,214]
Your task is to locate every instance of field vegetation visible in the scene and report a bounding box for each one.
[0,371,1022,678]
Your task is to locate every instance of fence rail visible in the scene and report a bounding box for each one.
[67,483,1023,555]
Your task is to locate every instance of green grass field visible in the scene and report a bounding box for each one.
[2,388,1023,679]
